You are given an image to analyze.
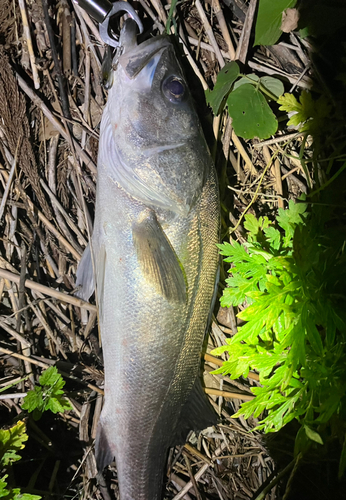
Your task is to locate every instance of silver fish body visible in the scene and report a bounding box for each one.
[77,21,219,500]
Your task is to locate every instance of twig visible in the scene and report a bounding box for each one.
[235,0,257,63]
[28,297,68,359]
[223,118,246,182]
[289,65,311,93]
[248,60,312,89]
[151,0,167,24]
[0,320,31,348]
[42,0,71,124]
[16,242,27,332]
[229,185,285,201]
[171,442,228,500]
[231,131,257,175]
[0,139,19,221]
[170,474,193,500]
[81,48,91,152]
[183,443,212,465]
[195,0,225,68]
[212,0,235,60]
[74,3,103,69]
[40,179,87,247]
[253,456,297,500]
[71,13,78,76]
[204,387,254,401]
[61,1,72,77]
[263,145,284,208]
[16,175,81,262]
[281,166,300,180]
[16,73,97,176]
[18,0,40,89]
[187,36,229,58]
[181,39,208,90]
[0,346,49,368]
[0,392,27,400]
[281,165,307,193]
[73,3,105,47]
[44,142,84,254]
[0,268,97,312]
[183,453,203,500]
[232,152,278,233]
[253,132,304,147]
[91,392,103,439]
[0,347,103,394]
[14,181,60,278]
[44,299,71,324]
[137,0,165,33]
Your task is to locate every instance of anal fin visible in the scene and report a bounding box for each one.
[95,418,115,472]
[173,377,218,445]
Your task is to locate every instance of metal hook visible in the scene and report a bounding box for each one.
[99,1,143,47]
[73,0,143,48]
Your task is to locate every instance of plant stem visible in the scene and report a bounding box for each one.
[253,454,300,500]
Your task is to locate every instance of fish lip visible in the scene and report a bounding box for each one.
[118,35,171,79]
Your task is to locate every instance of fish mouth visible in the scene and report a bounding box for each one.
[118,35,171,79]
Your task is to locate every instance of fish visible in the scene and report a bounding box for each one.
[76,19,220,500]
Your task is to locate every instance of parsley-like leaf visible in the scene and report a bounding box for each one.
[0,421,28,467]
[22,367,71,420]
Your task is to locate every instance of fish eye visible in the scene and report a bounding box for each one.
[162,76,186,103]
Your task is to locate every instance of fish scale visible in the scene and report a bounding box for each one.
[76,19,220,500]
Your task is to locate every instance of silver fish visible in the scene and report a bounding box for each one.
[77,19,219,500]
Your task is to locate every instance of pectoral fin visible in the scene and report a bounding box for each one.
[132,212,186,303]
[75,244,95,301]
[96,244,106,321]
[75,243,106,321]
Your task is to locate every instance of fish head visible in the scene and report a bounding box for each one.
[99,20,213,216]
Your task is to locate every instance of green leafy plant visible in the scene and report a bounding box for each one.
[0,421,28,468]
[22,366,72,421]
[0,421,41,500]
[278,90,346,194]
[206,62,284,139]
[277,91,331,135]
[166,0,178,34]
[213,200,346,476]
[254,0,297,46]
